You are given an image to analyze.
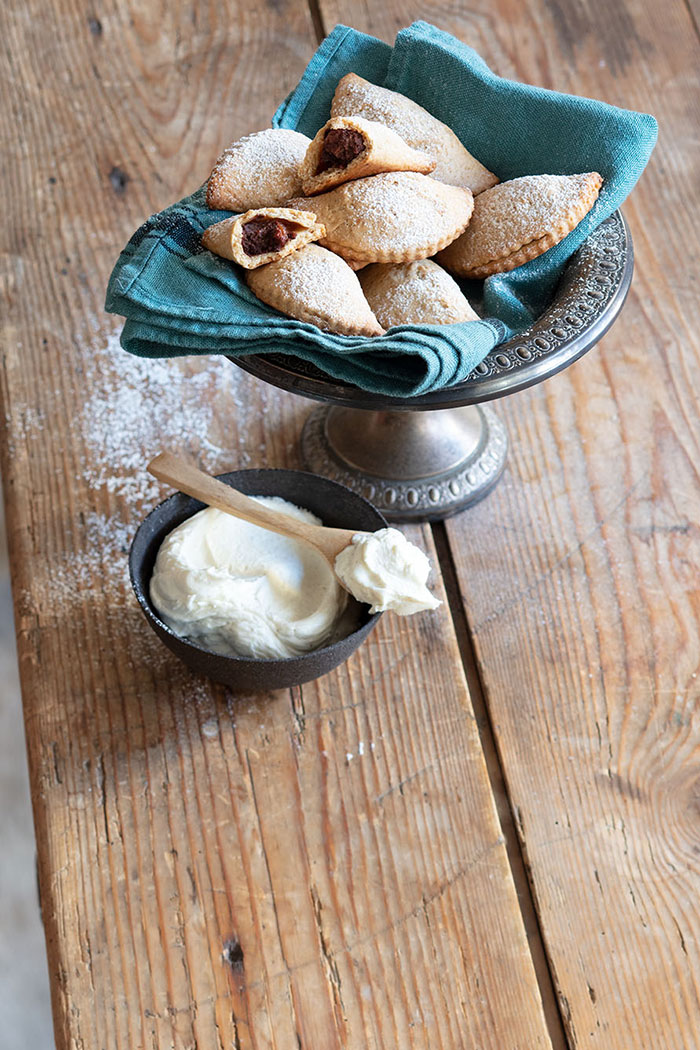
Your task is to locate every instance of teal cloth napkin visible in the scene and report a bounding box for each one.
[106,21,656,398]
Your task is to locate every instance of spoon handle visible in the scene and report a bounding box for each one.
[147,453,355,560]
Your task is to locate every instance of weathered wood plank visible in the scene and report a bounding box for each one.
[0,0,556,1046]
[318,0,700,1046]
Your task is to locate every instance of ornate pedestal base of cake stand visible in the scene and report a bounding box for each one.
[232,212,632,523]
[301,404,507,520]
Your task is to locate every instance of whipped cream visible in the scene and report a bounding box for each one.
[149,498,350,660]
[334,527,440,616]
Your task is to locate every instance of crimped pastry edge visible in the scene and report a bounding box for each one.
[440,172,603,277]
[319,201,474,270]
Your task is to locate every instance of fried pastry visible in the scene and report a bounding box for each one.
[360,260,480,328]
[288,172,473,270]
[202,208,325,269]
[437,172,603,278]
[300,116,435,195]
[331,73,498,195]
[246,244,385,336]
[206,128,311,211]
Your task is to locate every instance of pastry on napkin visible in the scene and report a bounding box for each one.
[438,172,603,278]
[300,115,435,195]
[202,208,325,269]
[289,172,473,269]
[246,244,384,336]
[331,72,498,194]
[360,260,479,327]
[105,22,657,399]
[206,128,311,211]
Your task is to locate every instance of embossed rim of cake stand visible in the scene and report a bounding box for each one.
[230,211,633,410]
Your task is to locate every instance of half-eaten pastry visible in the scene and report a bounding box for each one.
[331,73,498,195]
[288,172,473,270]
[360,260,480,328]
[202,208,325,269]
[206,128,311,211]
[246,244,385,336]
[437,172,603,278]
[300,116,435,195]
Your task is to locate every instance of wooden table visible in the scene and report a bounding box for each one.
[1,1,698,1047]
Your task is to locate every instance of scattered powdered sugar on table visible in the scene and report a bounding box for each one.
[37,328,263,623]
[80,331,250,505]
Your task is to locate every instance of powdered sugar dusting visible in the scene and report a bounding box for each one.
[442,173,602,273]
[247,245,382,335]
[360,260,479,327]
[32,329,262,620]
[332,74,496,193]
[207,128,311,210]
[291,172,472,261]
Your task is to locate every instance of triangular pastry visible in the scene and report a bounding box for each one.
[202,208,325,269]
[206,128,311,211]
[437,172,603,278]
[360,260,480,328]
[331,73,498,195]
[300,116,435,195]
[246,244,385,336]
[288,172,473,270]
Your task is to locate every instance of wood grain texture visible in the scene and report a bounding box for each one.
[0,0,555,1046]
[318,0,700,1046]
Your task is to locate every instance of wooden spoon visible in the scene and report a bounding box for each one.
[147,452,360,568]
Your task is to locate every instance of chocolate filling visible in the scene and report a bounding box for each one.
[315,128,366,175]
[242,218,296,256]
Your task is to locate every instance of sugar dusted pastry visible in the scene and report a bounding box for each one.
[300,116,435,196]
[202,208,325,269]
[331,73,498,195]
[289,172,473,270]
[246,244,384,336]
[206,128,311,211]
[360,260,479,328]
[438,172,603,278]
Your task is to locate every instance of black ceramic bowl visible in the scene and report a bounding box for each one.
[129,469,387,691]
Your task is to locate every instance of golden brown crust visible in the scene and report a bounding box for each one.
[201,208,325,269]
[246,244,385,336]
[288,172,473,270]
[206,128,311,211]
[331,73,498,194]
[360,260,480,327]
[300,116,435,196]
[437,172,603,278]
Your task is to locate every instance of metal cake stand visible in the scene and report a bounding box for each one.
[232,211,633,522]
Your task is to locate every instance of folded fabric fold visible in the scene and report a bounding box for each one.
[105,21,656,398]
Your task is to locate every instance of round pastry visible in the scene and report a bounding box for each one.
[300,116,435,196]
[206,128,311,211]
[437,172,603,278]
[246,244,385,336]
[331,73,498,194]
[288,171,474,270]
[360,260,480,328]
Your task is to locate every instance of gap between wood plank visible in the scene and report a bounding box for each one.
[431,521,570,1050]
[307,0,325,46]
[682,0,700,42]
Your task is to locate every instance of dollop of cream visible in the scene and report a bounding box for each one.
[334,528,440,616]
[149,498,349,660]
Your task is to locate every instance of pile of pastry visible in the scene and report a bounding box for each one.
[203,73,602,337]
